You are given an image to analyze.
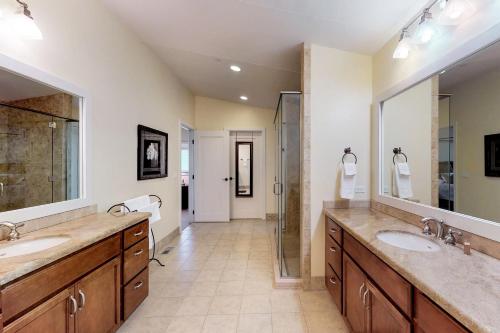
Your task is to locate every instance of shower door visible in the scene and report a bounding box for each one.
[274,92,301,278]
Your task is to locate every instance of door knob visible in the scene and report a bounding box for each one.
[223,178,229,181]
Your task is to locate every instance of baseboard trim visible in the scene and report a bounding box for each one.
[149,226,180,257]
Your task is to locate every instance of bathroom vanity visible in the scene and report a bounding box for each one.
[0,212,150,333]
[324,208,500,333]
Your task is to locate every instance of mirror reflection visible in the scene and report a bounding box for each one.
[0,70,81,212]
[382,40,500,223]
[236,142,253,197]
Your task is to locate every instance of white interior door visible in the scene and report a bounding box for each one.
[194,131,230,222]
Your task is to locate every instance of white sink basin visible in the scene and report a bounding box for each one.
[376,231,440,252]
[0,236,71,259]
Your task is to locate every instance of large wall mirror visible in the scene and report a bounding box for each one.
[381,39,500,224]
[0,62,85,219]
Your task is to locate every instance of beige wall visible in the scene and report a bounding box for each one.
[194,96,276,214]
[382,78,433,205]
[448,70,500,222]
[309,45,372,277]
[0,0,195,242]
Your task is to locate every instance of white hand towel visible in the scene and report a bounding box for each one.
[136,202,162,249]
[393,162,413,199]
[340,163,357,200]
[123,195,150,212]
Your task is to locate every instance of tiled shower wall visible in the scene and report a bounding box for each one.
[0,93,78,212]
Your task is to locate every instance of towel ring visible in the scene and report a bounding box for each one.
[342,147,357,164]
[393,147,408,165]
[107,203,131,214]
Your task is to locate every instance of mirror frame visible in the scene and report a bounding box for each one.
[372,30,500,243]
[0,53,92,224]
[235,141,253,197]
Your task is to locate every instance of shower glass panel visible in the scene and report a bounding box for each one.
[0,104,79,212]
[274,92,301,278]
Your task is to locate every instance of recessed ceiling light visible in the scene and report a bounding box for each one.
[240,96,248,101]
[230,65,241,72]
[440,70,447,74]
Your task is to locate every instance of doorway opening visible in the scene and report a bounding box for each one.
[180,124,194,230]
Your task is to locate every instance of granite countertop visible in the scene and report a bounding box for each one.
[325,208,500,333]
[0,212,150,286]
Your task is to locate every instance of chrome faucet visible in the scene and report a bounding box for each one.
[444,228,462,246]
[0,222,25,241]
[420,217,445,239]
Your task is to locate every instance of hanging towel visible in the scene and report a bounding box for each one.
[123,195,150,212]
[123,195,162,249]
[340,162,357,200]
[392,162,413,199]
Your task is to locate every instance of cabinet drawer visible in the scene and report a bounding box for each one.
[1,235,120,323]
[344,232,412,317]
[123,267,149,320]
[325,263,342,312]
[123,220,149,249]
[123,237,149,284]
[325,234,342,278]
[414,290,468,333]
[326,217,343,245]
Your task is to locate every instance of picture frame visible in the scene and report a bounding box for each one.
[137,125,168,180]
[484,133,500,177]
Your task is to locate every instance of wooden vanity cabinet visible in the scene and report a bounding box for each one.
[0,219,149,333]
[326,216,469,333]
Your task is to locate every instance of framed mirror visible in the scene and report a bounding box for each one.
[0,55,89,223]
[380,38,500,226]
[236,142,253,197]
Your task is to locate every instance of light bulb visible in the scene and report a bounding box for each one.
[7,3,43,40]
[393,29,412,59]
[413,10,437,44]
[438,0,475,25]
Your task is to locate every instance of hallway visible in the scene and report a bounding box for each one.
[118,220,347,332]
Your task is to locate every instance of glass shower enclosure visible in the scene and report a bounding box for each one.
[274,92,301,278]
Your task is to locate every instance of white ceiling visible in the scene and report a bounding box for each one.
[440,40,500,92]
[103,0,429,109]
[0,70,61,101]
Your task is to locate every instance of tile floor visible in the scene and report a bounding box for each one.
[118,219,348,333]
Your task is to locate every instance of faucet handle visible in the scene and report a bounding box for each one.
[420,218,433,235]
[444,228,463,245]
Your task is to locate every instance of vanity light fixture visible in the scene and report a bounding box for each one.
[413,9,437,44]
[9,0,43,40]
[230,65,241,72]
[438,0,476,25]
[240,95,248,101]
[393,28,412,59]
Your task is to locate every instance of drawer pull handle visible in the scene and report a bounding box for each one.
[134,249,144,256]
[330,228,336,233]
[362,289,369,305]
[78,290,86,310]
[329,277,337,285]
[134,281,144,289]
[358,283,365,298]
[133,230,144,237]
[329,247,336,253]
[69,295,77,316]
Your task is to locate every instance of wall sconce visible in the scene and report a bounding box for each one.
[5,0,43,40]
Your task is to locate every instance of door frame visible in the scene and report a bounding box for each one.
[179,121,195,229]
[229,128,266,220]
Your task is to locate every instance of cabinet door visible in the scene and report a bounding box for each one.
[366,281,410,333]
[75,258,120,333]
[343,255,367,333]
[4,288,75,333]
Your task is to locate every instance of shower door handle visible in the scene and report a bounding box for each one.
[273,183,282,195]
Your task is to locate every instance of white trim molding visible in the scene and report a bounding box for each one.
[0,53,93,224]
